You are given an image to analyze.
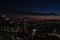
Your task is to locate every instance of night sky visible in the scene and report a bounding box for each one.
[1,0,60,14]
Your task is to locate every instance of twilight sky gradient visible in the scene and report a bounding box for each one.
[0,0,60,14]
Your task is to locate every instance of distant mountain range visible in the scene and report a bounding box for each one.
[0,9,58,22]
[0,9,57,15]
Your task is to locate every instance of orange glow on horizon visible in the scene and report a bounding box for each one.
[27,18,60,20]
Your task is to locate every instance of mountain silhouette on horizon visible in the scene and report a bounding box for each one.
[0,9,57,15]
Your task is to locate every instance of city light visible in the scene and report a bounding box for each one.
[33,29,36,32]
[0,14,60,40]
[2,14,6,17]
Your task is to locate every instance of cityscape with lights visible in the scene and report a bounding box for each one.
[0,13,60,40]
[1,0,60,40]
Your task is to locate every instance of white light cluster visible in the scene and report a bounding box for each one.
[6,18,9,20]
[2,14,6,17]
[33,29,36,32]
